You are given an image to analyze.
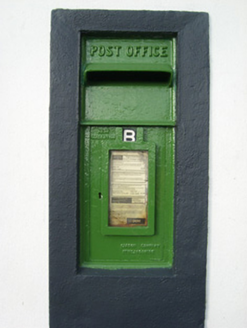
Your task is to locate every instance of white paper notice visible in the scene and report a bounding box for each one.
[109,150,148,227]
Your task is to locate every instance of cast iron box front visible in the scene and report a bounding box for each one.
[80,37,175,269]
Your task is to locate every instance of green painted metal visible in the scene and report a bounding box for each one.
[80,126,175,269]
[84,38,173,65]
[81,37,176,126]
[80,120,176,126]
[84,63,173,74]
[79,36,176,269]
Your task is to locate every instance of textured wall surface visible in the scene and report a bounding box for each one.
[0,1,247,328]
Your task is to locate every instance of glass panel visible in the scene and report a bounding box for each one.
[109,151,148,227]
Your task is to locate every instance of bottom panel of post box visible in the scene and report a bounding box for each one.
[79,126,174,269]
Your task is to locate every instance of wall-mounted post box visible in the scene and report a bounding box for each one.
[80,37,176,269]
[50,10,209,328]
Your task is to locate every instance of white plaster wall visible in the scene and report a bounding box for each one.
[0,1,246,327]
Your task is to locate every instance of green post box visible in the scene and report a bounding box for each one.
[80,37,176,269]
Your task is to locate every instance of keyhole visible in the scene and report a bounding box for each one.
[99,192,102,199]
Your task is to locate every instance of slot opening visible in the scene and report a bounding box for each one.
[86,71,171,84]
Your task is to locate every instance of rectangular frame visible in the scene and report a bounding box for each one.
[50,9,209,328]
[101,140,155,236]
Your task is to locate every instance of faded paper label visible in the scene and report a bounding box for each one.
[109,151,148,227]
